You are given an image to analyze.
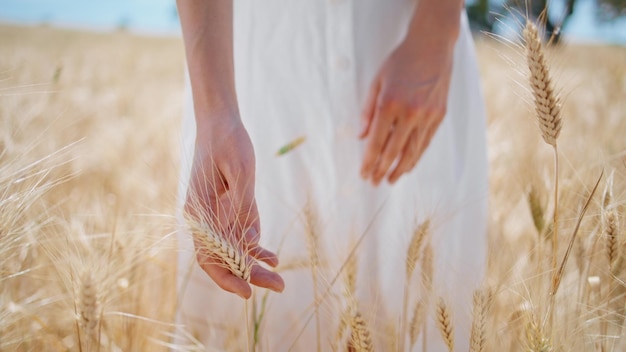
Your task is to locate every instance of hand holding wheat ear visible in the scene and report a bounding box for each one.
[185,117,284,299]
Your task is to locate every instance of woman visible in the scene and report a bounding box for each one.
[175,0,488,350]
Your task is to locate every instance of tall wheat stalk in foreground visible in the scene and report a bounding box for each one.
[523,19,563,332]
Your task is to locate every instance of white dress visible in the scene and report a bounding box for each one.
[175,1,488,351]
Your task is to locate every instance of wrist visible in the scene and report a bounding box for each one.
[194,103,242,141]
[405,2,462,51]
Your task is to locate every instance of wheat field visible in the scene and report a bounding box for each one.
[1,23,625,351]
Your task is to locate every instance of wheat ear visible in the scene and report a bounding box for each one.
[406,220,430,279]
[409,301,425,349]
[186,217,251,282]
[79,271,99,342]
[349,311,374,352]
[526,315,553,352]
[469,289,490,352]
[602,178,624,338]
[523,21,562,147]
[604,209,619,270]
[436,297,454,352]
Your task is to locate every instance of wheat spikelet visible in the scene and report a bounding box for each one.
[604,208,619,270]
[334,310,349,351]
[527,186,545,235]
[406,219,430,279]
[344,251,357,299]
[421,243,434,294]
[349,311,373,352]
[409,300,425,349]
[469,289,489,352]
[78,271,99,341]
[523,21,562,147]
[186,216,251,282]
[435,297,454,352]
[526,317,553,352]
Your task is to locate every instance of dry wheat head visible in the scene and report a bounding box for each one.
[523,21,562,147]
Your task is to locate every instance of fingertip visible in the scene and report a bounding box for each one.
[250,265,285,293]
[201,263,252,299]
[250,246,279,267]
[262,250,280,268]
[358,120,370,139]
[239,285,252,299]
[230,278,252,299]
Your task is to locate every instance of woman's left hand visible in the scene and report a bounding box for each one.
[359,34,456,185]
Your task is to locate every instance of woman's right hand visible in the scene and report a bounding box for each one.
[185,114,285,299]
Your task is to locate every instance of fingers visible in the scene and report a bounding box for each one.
[196,251,253,299]
[387,122,438,184]
[249,263,285,293]
[370,116,413,185]
[196,245,283,299]
[360,102,397,179]
[248,242,280,268]
[359,79,381,138]
[387,129,419,184]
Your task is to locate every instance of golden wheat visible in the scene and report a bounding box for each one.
[186,216,251,282]
[2,22,626,351]
[409,300,425,349]
[349,311,373,352]
[523,21,562,148]
[469,289,489,352]
[436,297,454,352]
[78,271,100,343]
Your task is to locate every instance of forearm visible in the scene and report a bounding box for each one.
[177,0,238,129]
[406,0,464,49]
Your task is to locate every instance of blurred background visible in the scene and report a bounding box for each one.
[0,0,625,44]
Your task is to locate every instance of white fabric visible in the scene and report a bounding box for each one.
[175,1,488,351]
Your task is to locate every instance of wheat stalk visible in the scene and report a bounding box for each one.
[344,250,357,300]
[436,297,454,352]
[303,200,322,352]
[401,219,429,351]
[334,250,358,350]
[524,19,563,334]
[420,242,434,351]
